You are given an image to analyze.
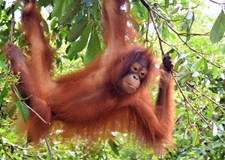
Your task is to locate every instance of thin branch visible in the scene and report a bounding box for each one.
[4,141,31,150]
[186,83,225,113]
[140,0,150,10]
[173,76,193,128]
[140,0,213,128]
[159,2,201,10]
[140,0,165,56]
[209,0,225,5]
[179,32,210,37]
[144,10,150,46]
[173,76,213,129]
[9,4,15,42]
[23,102,50,125]
[4,151,14,160]
[151,8,221,68]
[44,134,53,160]
[9,0,22,42]
[13,85,50,125]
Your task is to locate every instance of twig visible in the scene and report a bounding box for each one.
[1,122,15,126]
[151,8,221,69]
[9,4,15,42]
[24,102,50,124]
[186,82,225,113]
[13,85,50,125]
[173,76,213,129]
[145,9,150,46]
[179,32,210,37]
[9,0,22,42]
[44,134,53,160]
[173,75,192,127]
[140,0,165,56]
[4,141,31,150]
[4,151,14,160]
[209,0,225,5]
[140,0,150,10]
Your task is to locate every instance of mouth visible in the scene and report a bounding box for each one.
[127,82,137,90]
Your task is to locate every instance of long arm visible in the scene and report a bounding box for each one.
[155,55,174,142]
[131,99,167,150]
[102,0,137,48]
[21,1,53,85]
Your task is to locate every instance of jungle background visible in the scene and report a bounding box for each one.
[0,0,224,159]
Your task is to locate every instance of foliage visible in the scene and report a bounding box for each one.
[0,0,224,159]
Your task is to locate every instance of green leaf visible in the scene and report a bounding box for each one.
[50,18,57,30]
[0,4,2,19]
[6,105,17,117]
[174,59,184,71]
[167,49,175,54]
[15,98,29,122]
[84,28,102,64]
[203,59,208,73]
[165,0,169,8]
[93,1,100,21]
[192,127,199,145]
[193,58,204,70]
[132,2,148,19]
[42,18,49,33]
[67,19,88,42]
[38,0,52,7]
[186,10,195,42]
[170,7,180,15]
[162,24,169,39]
[189,10,195,29]
[178,67,192,83]
[59,0,81,26]
[0,83,9,104]
[210,10,225,43]
[179,22,189,31]
[51,0,65,18]
[0,54,8,69]
[109,141,120,156]
[68,25,91,60]
[213,123,218,136]
[185,9,194,21]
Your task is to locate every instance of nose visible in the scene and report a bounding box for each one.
[133,74,139,80]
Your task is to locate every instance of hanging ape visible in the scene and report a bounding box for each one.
[3,0,174,151]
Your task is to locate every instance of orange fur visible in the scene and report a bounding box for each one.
[3,0,174,152]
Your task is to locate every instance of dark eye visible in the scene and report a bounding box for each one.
[140,72,145,77]
[131,63,141,72]
[140,69,147,78]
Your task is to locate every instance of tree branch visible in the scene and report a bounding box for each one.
[186,82,225,113]
[209,0,225,5]
[151,8,221,68]
[174,76,213,130]
[13,85,50,125]
[9,4,15,42]
[140,0,165,56]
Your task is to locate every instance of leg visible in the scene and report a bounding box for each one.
[20,1,54,142]
[4,42,51,142]
[3,42,33,97]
